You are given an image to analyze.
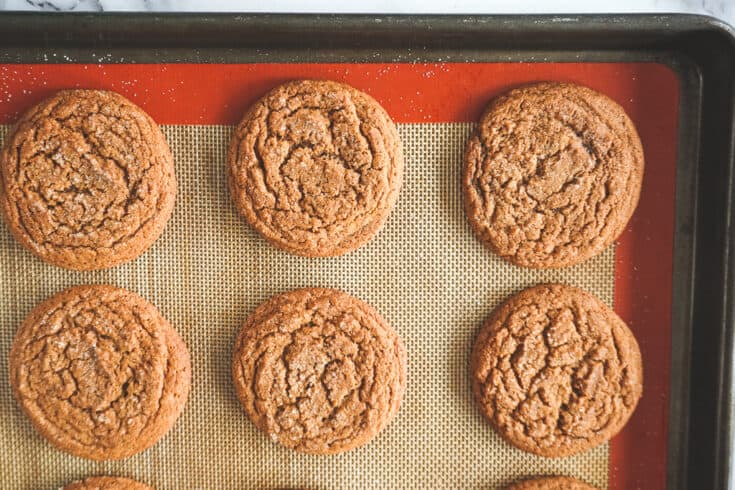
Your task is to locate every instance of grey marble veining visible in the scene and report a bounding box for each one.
[0,0,732,26]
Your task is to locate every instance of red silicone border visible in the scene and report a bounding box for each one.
[0,62,678,489]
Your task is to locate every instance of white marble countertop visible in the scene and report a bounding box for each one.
[0,0,732,27]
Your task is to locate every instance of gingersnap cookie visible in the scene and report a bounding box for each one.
[471,283,643,457]
[232,287,406,454]
[63,476,153,490]
[9,285,191,460]
[0,89,176,270]
[228,80,403,257]
[505,476,597,490]
[463,82,644,268]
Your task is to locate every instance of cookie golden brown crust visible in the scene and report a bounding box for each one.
[63,476,153,490]
[463,82,644,268]
[232,287,406,454]
[227,80,404,257]
[0,89,176,270]
[9,285,191,460]
[471,284,643,457]
[505,476,598,490]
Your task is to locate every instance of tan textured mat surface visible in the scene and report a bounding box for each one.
[0,123,613,489]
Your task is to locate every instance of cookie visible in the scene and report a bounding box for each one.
[9,285,191,460]
[228,80,403,257]
[63,476,153,490]
[505,476,597,490]
[470,284,643,457]
[232,287,406,454]
[463,82,644,268]
[0,89,176,270]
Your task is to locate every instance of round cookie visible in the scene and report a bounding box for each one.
[0,89,176,270]
[505,476,597,490]
[228,80,404,257]
[470,284,643,457]
[63,476,153,490]
[9,285,191,460]
[463,82,644,268]
[232,287,406,454]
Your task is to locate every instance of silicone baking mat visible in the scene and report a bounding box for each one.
[0,63,677,489]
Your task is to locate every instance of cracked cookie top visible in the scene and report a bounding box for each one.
[505,476,597,490]
[63,476,153,490]
[227,80,403,257]
[0,90,176,270]
[232,288,406,454]
[9,285,191,461]
[471,284,643,457]
[463,82,644,268]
